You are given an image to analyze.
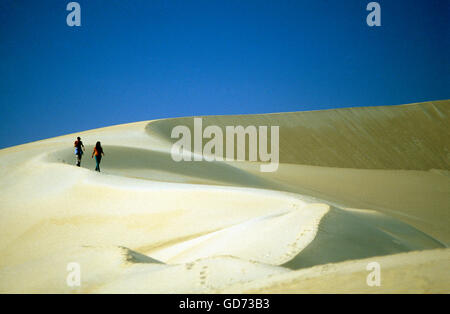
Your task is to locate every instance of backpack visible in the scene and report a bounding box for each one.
[74,141,83,155]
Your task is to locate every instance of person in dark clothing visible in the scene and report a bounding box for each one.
[91,141,105,172]
[74,137,85,167]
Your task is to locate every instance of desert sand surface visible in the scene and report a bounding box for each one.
[0,100,448,293]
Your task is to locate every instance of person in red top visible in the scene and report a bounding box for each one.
[91,141,105,172]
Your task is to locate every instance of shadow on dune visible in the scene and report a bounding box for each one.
[49,145,276,189]
[282,207,445,270]
[118,246,164,264]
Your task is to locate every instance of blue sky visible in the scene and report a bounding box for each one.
[0,0,448,148]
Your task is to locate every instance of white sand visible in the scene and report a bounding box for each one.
[0,100,448,293]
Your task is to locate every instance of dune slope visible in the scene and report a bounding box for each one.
[146,100,449,170]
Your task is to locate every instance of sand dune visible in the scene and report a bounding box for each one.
[147,100,450,170]
[221,249,450,294]
[0,100,448,293]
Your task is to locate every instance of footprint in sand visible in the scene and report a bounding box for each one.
[199,265,209,287]
[185,262,194,271]
[278,227,310,264]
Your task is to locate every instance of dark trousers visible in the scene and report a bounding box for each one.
[76,154,82,167]
[95,155,102,172]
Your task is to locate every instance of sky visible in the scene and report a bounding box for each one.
[0,0,448,149]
